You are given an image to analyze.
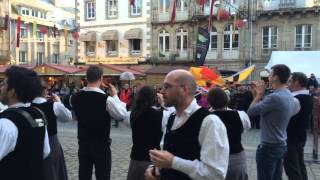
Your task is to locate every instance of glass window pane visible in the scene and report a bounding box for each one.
[305,35,311,47]
[296,35,302,47]
[296,25,302,34]
[159,36,164,52]
[165,0,170,11]
[306,25,312,34]
[183,35,187,50]
[177,36,181,50]
[232,35,239,48]
[224,35,230,49]
[211,35,217,49]
[271,35,277,48]
[165,36,169,51]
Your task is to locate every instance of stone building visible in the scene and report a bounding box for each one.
[78,0,151,65]
[0,0,10,63]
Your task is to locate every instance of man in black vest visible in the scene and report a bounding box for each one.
[71,65,127,180]
[284,72,312,180]
[0,66,50,180]
[145,69,229,180]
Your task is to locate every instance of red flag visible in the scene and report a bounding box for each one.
[197,0,207,5]
[208,0,215,32]
[16,17,21,48]
[39,26,48,34]
[4,15,9,31]
[171,0,177,24]
[129,0,135,6]
[72,31,79,39]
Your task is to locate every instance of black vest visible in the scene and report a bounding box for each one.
[212,110,244,154]
[287,94,313,143]
[0,107,46,180]
[32,100,57,136]
[71,90,111,143]
[130,108,163,161]
[161,108,209,180]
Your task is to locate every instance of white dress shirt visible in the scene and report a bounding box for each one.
[32,97,72,122]
[0,102,50,160]
[209,108,251,131]
[81,87,127,121]
[160,99,230,180]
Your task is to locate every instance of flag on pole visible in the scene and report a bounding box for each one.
[64,26,68,51]
[171,0,177,24]
[16,17,21,48]
[208,0,215,32]
[39,26,48,34]
[4,15,9,31]
[225,65,255,83]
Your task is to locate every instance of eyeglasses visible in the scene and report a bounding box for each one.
[162,83,184,91]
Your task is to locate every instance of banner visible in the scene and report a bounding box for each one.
[194,27,210,66]
[171,0,177,24]
[4,15,9,31]
[64,26,68,51]
[16,17,21,48]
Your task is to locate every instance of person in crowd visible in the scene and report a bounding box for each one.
[0,66,50,180]
[307,73,318,91]
[284,72,313,180]
[32,79,73,180]
[59,83,70,97]
[120,83,132,109]
[70,65,127,180]
[145,69,229,180]
[207,87,251,180]
[51,83,61,95]
[247,64,300,180]
[126,85,167,180]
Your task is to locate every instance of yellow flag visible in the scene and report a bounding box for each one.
[64,26,68,52]
[225,65,255,83]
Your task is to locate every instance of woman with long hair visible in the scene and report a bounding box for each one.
[126,85,165,180]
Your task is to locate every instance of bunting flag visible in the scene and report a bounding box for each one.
[225,65,255,83]
[64,26,68,51]
[33,21,37,36]
[129,0,135,6]
[190,66,225,87]
[4,15,9,31]
[72,30,79,39]
[16,17,21,48]
[171,0,177,24]
[217,0,222,20]
[208,0,215,32]
[39,26,48,34]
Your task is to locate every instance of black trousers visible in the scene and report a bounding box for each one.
[284,141,308,180]
[78,141,111,180]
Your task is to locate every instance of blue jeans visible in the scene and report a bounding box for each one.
[256,143,287,180]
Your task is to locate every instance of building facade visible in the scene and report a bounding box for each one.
[0,0,10,63]
[150,0,248,71]
[3,0,76,65]
[252,0,320,78]
[78,0,151,65]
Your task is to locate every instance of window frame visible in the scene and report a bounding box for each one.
[53,54,59,64]
[106,40,118,56]
[159,30,170,53]
[85,41,96,56]
[130,0,142,16]
[176,28,188,52]
[262,26,278,49]
[295,24,312,48]
[19,51,27,64]
[129,39,142,56]
[37,52,44,65]
[106,0,118,19]
[210,26,218,50]
[159,0,170,13]
[223,24,239,50]
[176,0,188,11]
[86,1,96,20]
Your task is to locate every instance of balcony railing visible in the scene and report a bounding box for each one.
[279,0,296,9]
[107,51,118,56]
[86,52,96,57]
[131,50,141,56]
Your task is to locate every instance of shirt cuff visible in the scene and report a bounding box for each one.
[171,156,193,175]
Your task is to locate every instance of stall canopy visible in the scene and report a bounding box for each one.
[33,64,81,75]
[265,51,320,78]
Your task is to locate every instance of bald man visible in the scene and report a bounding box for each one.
[145,70,229,180]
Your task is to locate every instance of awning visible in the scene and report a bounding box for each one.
[124,28,142,39]
[101,30,118,41]
[79,32,96,42]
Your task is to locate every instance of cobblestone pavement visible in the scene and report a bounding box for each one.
[58,121,320,180]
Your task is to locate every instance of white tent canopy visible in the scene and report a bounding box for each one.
[265,51,320,78]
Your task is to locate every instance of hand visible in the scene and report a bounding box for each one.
[157,93,164,107]
[149,149,174,169]
[144,166,158,180]
[108,83,117,96]
[253,80,266,98]
[51,93,61,102]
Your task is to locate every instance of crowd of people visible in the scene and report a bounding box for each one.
[0,64,318,180]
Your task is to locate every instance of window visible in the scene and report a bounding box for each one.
[53,54,59,64]
[177,0,188,11]
[86,1,96,20]
[130,39,141,55]
[223,24,239,50]
[32,9,38,17]
[37,52,44,65]
[106,40,118,56]
[159,0,170,13]
[107,0,118,18]
[176,28,187,52]
[210,26,218,50]
[159,30,170,53]
[19,51,27,64]
[37,31,44,41]
[39,12,46,19]
[262,26,277,49]
[296,25,312,48]
[21,8,30,15]
[20,28,28,38]
[86,41,96,56]
[130,0,142,16]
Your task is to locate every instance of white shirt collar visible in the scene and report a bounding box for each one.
[291,89,310,96]
[178,99,200,117]
[9,102,30,108]
[32,97,47,104]
[82,87,106,94]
